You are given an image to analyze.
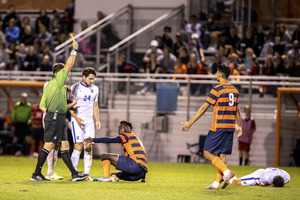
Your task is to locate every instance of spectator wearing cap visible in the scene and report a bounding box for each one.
[161,26,173,49]
[172,32,186,58]
[191,33,205,62]
[143,39,163,63]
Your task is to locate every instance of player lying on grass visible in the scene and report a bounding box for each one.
[229,167,290,187]
[84,121,147,182]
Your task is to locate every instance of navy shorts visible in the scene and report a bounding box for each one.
[203,130,234,155]
[116,156,146,181]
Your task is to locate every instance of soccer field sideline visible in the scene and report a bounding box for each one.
[0,157,299,200]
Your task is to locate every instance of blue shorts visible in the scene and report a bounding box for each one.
[203,130,234,155]
[116,156,146,181]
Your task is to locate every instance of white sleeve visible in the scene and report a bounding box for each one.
[94,86,99,102]
[260,170,272,186]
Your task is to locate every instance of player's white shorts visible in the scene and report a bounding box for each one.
[240,169,264,186]
[71,118,95,143]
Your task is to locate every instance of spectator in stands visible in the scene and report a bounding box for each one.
[279,24,292,44]
[50,9,61,46]
[161,26,173,49]
[191,33,205,62]
[11,93,32,156]
[29,95,44,157]
[21,46,39,71]
[243,48,254,74]
[260,55,275,97]
[35,8,50,34]
[209,54,222,74]
[178,46,189,65]
[15,43,27,67]
[238,105,256,166]
[20,25,34,46]
[78,21,94,55]
[138,53,161,95]
[292,23,300,43]
[0,30,6,45]
[36,24,52,46]
[38,44,53,64]
[19,16,31,41]
[240,28,255,56]
[157,47,177,74]
[187,41,200,62]
[4,18,20,44]
[172,58,188,80]
[254,25,265,57]
[0,43,9,70]
[266,22,279,43]
[201,12,218,49]
[274,53,285,76]
[250,57,260,76]
[185,15,201,38]
[2,4,21,32]
[287,40,300,65]
[187,53,208,95]
[225,26,241,56]
[117,54,139,73]
[7,41,17,70]
[287,54,300,77]
[143,40,163,64]
[37,55,52,72]
[172,32,186,58]
[155,35,163,50]
[272,36,285,56]
[58,9,75,34]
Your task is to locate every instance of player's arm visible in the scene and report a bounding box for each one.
[235,105,242,137]
[181,102,210,132]
[70,109,85,126]
[67,98,78,109]
[93,101,101,130]
[84,136,122,144]
[65,40,78,72]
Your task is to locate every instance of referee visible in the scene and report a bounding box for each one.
[31,40,88,181]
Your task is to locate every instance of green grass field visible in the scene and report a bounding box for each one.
[0,157,299,200]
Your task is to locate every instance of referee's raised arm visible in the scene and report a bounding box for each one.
[65,40,78,72]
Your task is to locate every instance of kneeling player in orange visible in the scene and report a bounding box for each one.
[84,121,147,182]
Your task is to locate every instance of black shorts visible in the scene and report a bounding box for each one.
[44,112,67,143]
[14,122,31,138]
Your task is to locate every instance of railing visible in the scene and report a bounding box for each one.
[1,71,300,121]
[106,5,185,73]
[53,4,133,68]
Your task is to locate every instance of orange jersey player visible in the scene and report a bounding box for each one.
[181,64,242,190]
[84,121,147,182]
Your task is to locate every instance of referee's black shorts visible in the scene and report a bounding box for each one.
[44,112,67,143]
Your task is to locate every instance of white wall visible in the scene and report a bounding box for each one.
[75,0,188,20]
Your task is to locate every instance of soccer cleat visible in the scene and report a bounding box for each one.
[222,171,235,189]
[206,184,219,190]
[72,172,89,181]
[46,173,63,180]
[84,176,93,181]
[110,175,119,182]
[31,173,50,181]
[93,177,112,182]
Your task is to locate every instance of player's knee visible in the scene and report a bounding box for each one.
[100,153,110,160]
[84,147,92,153]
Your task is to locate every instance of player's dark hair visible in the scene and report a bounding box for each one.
[82,67,97,77]
[273,176,284,187]
[52,63,65,75]
[217,64,231,79]
[120,121,132,130]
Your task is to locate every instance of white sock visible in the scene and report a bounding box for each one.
[212,181,219,188]
[84,150,92,175]
[47,150,54,176]
[71,149,81,171]
[229,176,237,184]
[223,169,230,178]
[53,149,58,168]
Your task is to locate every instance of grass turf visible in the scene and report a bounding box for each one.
[0,157,299,200]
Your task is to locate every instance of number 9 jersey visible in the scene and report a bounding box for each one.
[205,81,239,132]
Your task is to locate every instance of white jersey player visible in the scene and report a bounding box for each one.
[230,167,290,187]
[70,67,101,180]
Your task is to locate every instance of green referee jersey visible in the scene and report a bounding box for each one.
[40,67,68,114]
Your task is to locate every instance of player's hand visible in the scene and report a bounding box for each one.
[180,121,192,132]
[83,137,93,144]
[76,117,85,126]
[72,40,78,50]
[235,126,242,137]
[96,121,101,130]
[72,98,79,106]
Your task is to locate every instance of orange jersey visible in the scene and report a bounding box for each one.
[119,132,148,172]
[206,82,239,132]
